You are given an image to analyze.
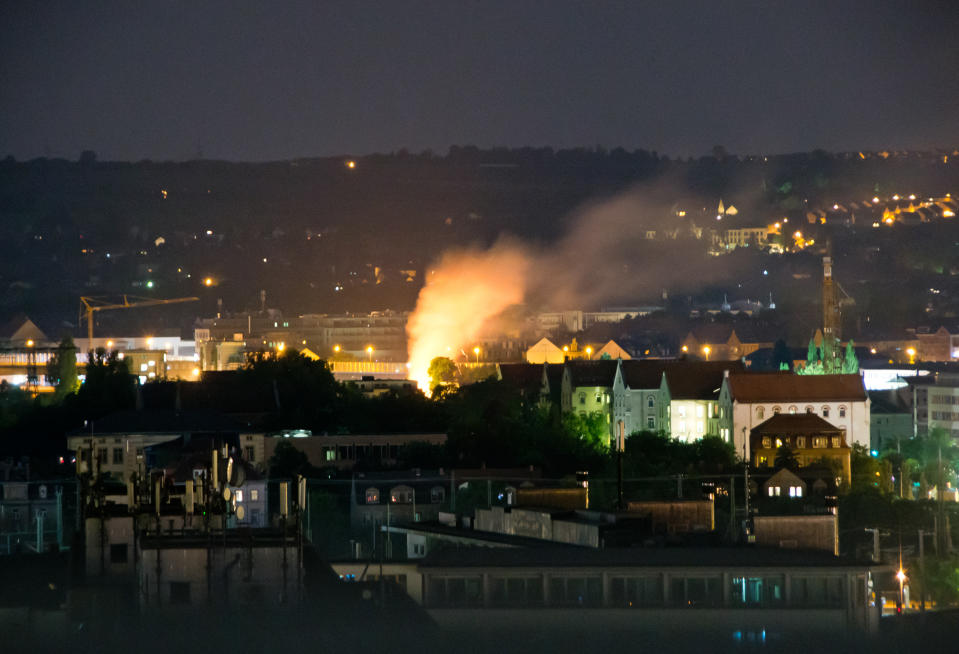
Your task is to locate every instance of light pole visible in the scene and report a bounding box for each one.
[473,346,480,364]
[366,346,374,363]
[703,345,711,361]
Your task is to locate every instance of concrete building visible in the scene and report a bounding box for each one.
[719,372,870,458]
[260,432,447,471]
[612,360,670,438]
[905,372,959,438]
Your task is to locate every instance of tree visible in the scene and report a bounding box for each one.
[774,445,799,471]
[841,340,859,374]
[46,335,80,398]
[427,356,457,390]
[772,339,792,371]
[268,440,314,478]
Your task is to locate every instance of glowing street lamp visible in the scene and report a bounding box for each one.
[473,346,480,363]
[896,567,907,614]
[906,347,916,364]
[333,344,341,354]
[703,345,711,361]
[367,345,374,362]
[277,342,285,353]
[585,346,593,359]
[204,277,214,287]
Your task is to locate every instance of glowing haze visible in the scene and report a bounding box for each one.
[407,241,529,393]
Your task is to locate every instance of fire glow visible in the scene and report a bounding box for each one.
[406,242,528,393]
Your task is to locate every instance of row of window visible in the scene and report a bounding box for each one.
[930,411,959,421]
[426,574,848,609]
[759,436,842,449]
[365,485,445,505]
[757,405,846,419]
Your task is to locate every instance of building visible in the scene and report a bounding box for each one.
[561,360,619,441]
[868,391,913,450]
[525,337,565,364]
[719,372,870,458]
[680,325,774,361]
[905,372,959,438]
[664,361,743,442]
[750,414,852,482]
[261,432,447,471]
[916,325,959,362]
[414,547,882,636]
[612,360,670,438]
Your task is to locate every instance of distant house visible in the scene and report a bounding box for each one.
[719,372,870,458]
[594,340,631,360]
[664,361,743,442]
[681,325,774,361]
[760,468,807,499]
[497,362,549,402]
[612,360,670,438]
[561,360,619,442]
[0,314,47,347]
[526,337,565,364]
[750,413,852,482]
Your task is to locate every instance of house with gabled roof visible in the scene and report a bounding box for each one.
[525,337,565,364]
[664,361,743,443]
[719,372,869,459]
[612,360,670,438]
[561,360,619,443]
[0,314,48,346]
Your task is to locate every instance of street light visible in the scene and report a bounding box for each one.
[703,345,711,361]
[897,567,907,614]
[473,346,480,363]
[333,344,341,354]
[367,345,374,362]
[585,346,593,359]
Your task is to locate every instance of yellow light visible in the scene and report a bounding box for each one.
[204,277,213,286]
[346,160,356,169]
[563,346,569,352]
[681,345,688,352]
[870,348,877,354]
[192,367,200,377]
[774,222,781,229]
[896,569,907,583]
[333,345,341,353]
[794,231,802,238]
[906,348,916,357]
[473,347,480,355]
[366,346,373,353]
[782,218,788,223]
[872,196,880,203]
[26,339,34,347]
[277,342,285,352]
[585,346,592,356]
[106,340,114,348]
[944,210,955,217]
[892,195,899,201]
[146,337,153,348]
[909,194,916,200]
[833,204,839,210]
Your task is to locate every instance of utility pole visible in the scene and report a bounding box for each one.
[918,529,927,613]
[616,421,625,510]
[743,427,751,542]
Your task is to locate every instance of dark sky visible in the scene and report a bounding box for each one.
[2,0,957,162]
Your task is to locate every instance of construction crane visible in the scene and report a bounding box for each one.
[80,295,199,342]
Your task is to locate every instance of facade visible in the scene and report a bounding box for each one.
[612,360,670,438]
[415,547,882,636]
[916,326,959,362]
[561,360,619,441]
[349,472,450,532]
[908,373,959,438]
[261,432,447,471]
[525,337,565,364]
[750,414,852,482]
[681,327,773,361]
[719,373,870,458]
[664,361,743,442]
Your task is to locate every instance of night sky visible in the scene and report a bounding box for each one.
[2,0,957,162]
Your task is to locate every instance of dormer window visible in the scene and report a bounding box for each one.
[365,488,380,504]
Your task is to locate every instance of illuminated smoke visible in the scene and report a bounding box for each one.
[407,240,529,393]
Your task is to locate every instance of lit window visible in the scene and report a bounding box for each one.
[773,406,781,414]
[796,437,806,448]
[250,489,258,502]
[235,490,243,503]
[775,438,783,448]
[762,437,772,448]
[789,406,797,414]
[365,488,380,504]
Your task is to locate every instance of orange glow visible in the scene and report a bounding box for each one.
[346,160,356,169]
[26,339,34,347]
[406,243,528,393]
[204,277,213,286]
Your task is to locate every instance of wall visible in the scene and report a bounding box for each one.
[753,515,838,555]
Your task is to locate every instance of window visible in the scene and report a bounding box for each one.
[831,437,841,448]
[245,446,255,462]
[98,449,108,464]
[234,490,243,502]
[489,576,544,607]
[647,416,655,429]
[365,488,380,504]
[610,576,664,607]
[110,543,128,564]
[805,406,814,414]
[428,576,483,608]
[796,437,806,448]
[696,405,704,418]
[788,406,798,414]
[579,393,586,405]
[792,577,843,608]
[670,576,722,608]
[647,396,655,409]
[789,486,803,498]
[775,438,783,448]
[756,406,765,419]
[549,575,603,607]
[729,576,784,608]
[839,406,846,418]
[390,485,414,504]
[773,406,781,414]
[325,448,336,461]
[822,406,830,418]
[112,448,123,465]
[170,582,191,605]
[697,421,704,433]
[678,421,686,433]
[762,437,771,449]
[250,489,259,502]
[430,486,445,503]
[758,456,768,466]
[813,437,827,448]
[768,486,780,497]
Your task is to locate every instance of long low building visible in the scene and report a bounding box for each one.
[333,546,884,638]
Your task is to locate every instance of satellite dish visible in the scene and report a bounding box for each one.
[235,504,245,521]
[222,487,232,501]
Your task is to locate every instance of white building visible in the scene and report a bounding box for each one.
[719,372,870,458]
